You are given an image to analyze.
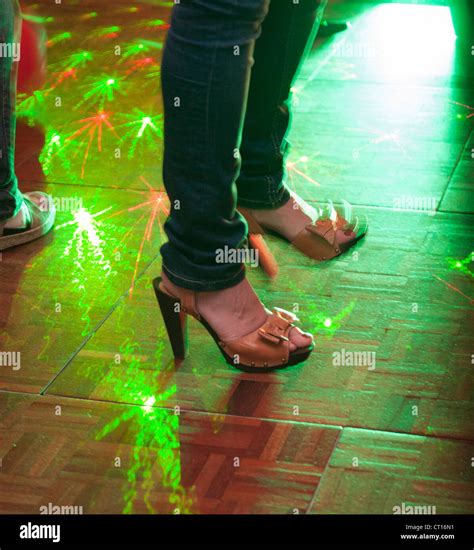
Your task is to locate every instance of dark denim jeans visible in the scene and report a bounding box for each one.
[0,0,23,221]
[161,0,326,291]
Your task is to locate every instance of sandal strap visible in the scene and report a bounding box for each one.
[220,307,302,368]
[306,218,338,245]
[258,308,297,344]
[159,281,200,319]
[305,201,355,245]
[292,205,358,261]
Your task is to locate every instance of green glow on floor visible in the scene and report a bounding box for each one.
[286,281,355,338]
[116,110,163,158]
[94,336,194,513]
[48,31,72,47]
[92,25,122,38]
[363,5,455,80]
[147,19,166,27]
[62,50,94,69]
[16,90,46,126]
[8,1,473,515]
[23,14,55,24]
[57,206,115,334]
[80,12,98,21]
[78,75,125,109]
[39,130,70,175]
[447,252,474,278]
[123,41,152,59]
[306,301,356,338]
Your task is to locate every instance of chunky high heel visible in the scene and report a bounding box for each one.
[154,280,188,360]
[153,277,313,373]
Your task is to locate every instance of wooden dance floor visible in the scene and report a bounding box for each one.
[0,0,473,514]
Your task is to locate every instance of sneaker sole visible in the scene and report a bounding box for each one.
[0,205,56,252]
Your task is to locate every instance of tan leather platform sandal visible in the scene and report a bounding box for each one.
[153,277,313,373]
[240,199,368,263]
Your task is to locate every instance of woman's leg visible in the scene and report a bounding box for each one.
[236,0,367,259]
[160,0,270,292]
[159,0,312,351]
[236,0,327,210]
[0,0,24,221]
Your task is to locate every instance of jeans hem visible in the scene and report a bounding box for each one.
[162,263,246,291]
[237,187,291,209]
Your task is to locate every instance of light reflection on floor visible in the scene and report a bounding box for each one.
[0,0,472,514]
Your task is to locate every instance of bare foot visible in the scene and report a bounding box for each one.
[248,191,358,246]
[161,272,313,351]
[249,192,317,241]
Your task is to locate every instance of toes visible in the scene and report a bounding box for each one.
[288,326,313,351]
[335,227,357,245]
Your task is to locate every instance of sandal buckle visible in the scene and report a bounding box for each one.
[258,327,289,344]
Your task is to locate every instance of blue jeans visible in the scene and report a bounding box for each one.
[0,0,23,221]
[161,0,326,291]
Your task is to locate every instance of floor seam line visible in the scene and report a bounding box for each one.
[306,427,344,514]
[38,254,161,395]
[437,129,472,210]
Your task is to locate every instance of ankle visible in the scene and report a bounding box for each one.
[248,194,316,241]
[161,271,267,342]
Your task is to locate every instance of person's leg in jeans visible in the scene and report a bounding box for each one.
[0,0,56,251]
[159,0,315,356]
[161,0,270,292]
[237,0,325,211]
[0,0,24,221]
[236,0,325,239]
[161,0,328,290]
[237,0,366,259]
